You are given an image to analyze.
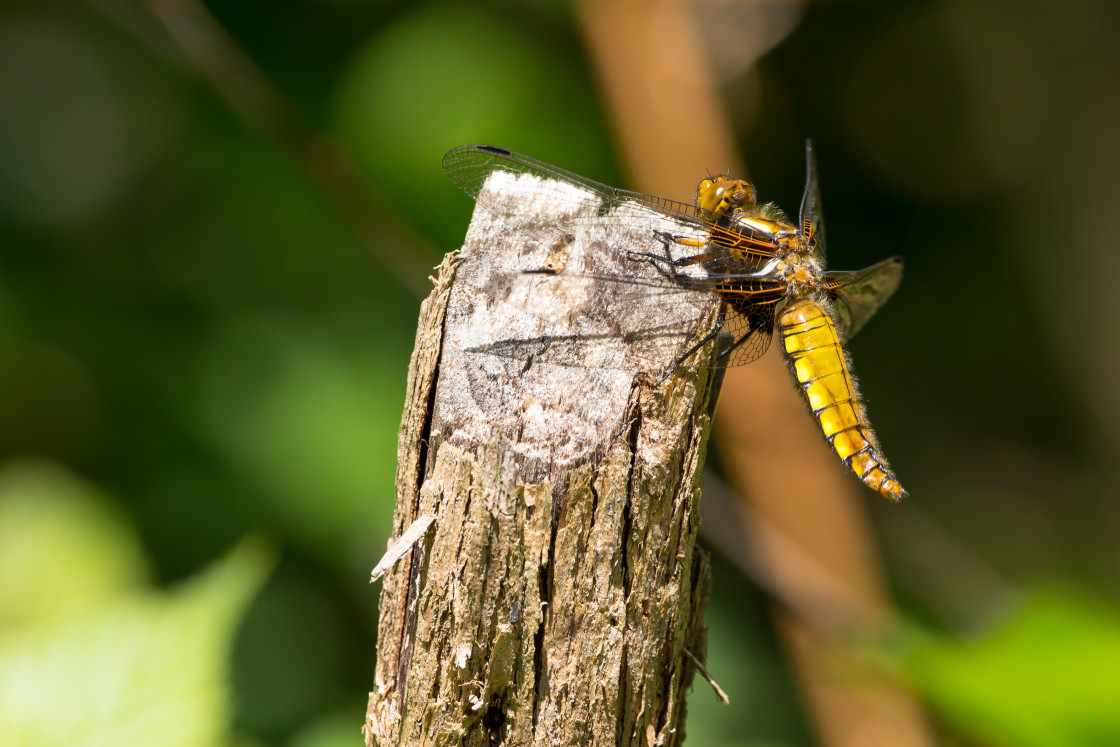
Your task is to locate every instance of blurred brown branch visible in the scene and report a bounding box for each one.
[572,0,937,744]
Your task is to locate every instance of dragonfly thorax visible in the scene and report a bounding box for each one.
[773,251,823,298]
[724,206,802,256]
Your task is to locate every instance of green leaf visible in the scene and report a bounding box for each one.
[905,588,1120,747]
[0,460,148,626]
[0,537,275,747]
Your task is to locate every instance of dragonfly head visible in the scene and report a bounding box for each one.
[696,177,757,223]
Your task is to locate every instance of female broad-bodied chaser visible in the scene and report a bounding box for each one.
[442,143,906,500]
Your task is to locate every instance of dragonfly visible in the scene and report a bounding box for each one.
[443,143,906,501]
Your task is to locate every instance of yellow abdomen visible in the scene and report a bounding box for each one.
[778,299,906,501]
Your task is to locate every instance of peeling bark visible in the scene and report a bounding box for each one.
[366,173,720,746]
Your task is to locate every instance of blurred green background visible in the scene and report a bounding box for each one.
[1,0,1119,745]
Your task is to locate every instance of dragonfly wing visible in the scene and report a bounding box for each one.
[444,145,617,203]
[798,139,826,264]
[465,267,723,376]
[825,257,903,339]
[719,299,778,366]
[442,145,701,226]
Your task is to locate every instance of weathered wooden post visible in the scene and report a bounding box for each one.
[365,165,722,746]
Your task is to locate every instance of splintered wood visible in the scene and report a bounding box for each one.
[365,170,720,747]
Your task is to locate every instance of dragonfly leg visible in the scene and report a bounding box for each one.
[628,253,678,280]
[629,231,710,274]
[629,231,682,279]
[633,231,725,271]
[665,233,725,268]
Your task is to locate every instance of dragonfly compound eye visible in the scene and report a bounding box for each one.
[697,178,754,220]
[695,179,716,213]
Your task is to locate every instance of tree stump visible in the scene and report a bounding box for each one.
[365,169,723,746]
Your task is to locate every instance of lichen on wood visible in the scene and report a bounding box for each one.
[365,170,722,746]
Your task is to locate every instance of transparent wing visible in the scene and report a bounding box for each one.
[824,257,903,339]
[700,274,786,366]
[464,269,723,377]
[443,144,701,225]
[798,139,826,264]
[720,300,777,366]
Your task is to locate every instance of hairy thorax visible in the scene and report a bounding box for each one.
[774,250,823,298]
[724,205,825,300]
